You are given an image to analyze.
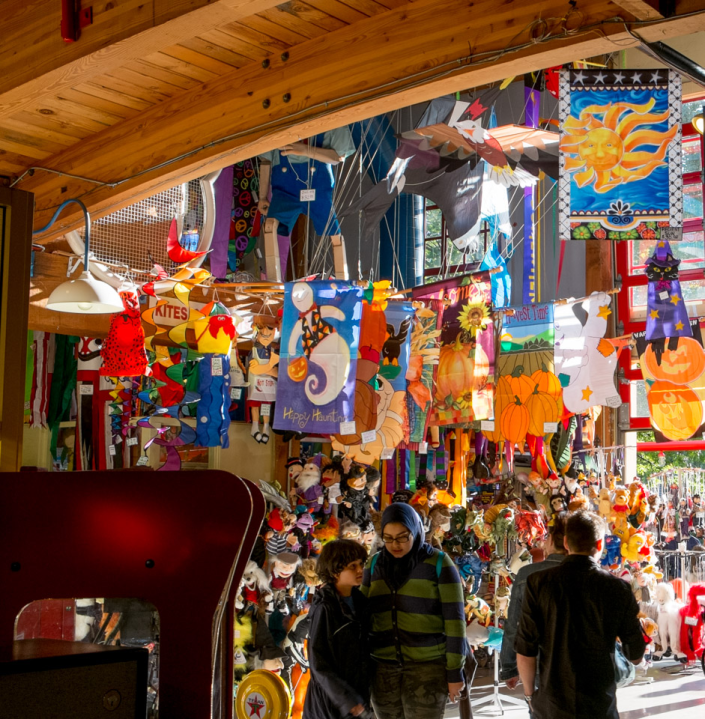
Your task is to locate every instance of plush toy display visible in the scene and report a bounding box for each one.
[339,465,372,527]
[654,582,686,661]
[612,487,631,540]
[293,461,324,513]
[679,583,705,662]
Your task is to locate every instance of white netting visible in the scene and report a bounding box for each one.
[76,179,206,278]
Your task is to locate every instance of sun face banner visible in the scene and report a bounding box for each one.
[558,69,682,241]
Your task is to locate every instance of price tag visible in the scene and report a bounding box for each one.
[659,291,669,300]
[606,395,623,408]
[381,448,395,460]
[685,616,698,626]
[544,422,558,433]
[340,420,356,435]
[480,420,495,431]
[79,384,94,395]
[361,430,376,443]
[261,403,271,417]
[114,435,123,445]
[211,356,223,376]
[300,189,316,202]
[126,437,139,447]
[108,445,116,456]
[318,496,324,504]
[419,441,428,455]
[230,387,242,400]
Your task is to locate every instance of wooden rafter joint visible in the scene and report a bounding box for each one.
[61,0,93,44]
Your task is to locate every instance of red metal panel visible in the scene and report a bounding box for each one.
[0,470,265,718]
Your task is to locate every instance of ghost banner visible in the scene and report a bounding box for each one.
[558,69,682,241]
[274,280,363,435]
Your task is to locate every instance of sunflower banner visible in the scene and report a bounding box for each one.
[558,69,682,241]
[415,273,494,427]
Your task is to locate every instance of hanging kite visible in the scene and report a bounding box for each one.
[166,217,207,264]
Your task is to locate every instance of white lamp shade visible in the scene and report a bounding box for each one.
[46,271,125,314]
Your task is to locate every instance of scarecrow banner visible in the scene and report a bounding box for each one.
[558,69,682,241]
[554,292,621,413]
[274,280,363,435]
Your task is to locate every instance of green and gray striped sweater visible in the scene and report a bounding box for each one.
[360,549,468,682]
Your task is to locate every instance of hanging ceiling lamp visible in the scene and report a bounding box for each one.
[35,199,124,314]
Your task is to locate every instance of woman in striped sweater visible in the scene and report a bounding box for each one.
[361,502,469,719]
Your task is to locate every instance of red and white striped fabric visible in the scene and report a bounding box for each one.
[30,331,55,429]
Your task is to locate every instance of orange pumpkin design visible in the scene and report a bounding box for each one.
[501,397,530,446]
[435,337,475,403]
[508,367,537,404]
[647,380,704,441]
[287,355,309,382]
[525,388,560,437]
[643,337,705,385]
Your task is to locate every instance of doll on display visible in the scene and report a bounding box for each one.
[258,127,356,281]
[291,558,321,613]
[546,473,562,497]
[639,614,659,663]
[265,508,298,558]
[339,464,372,526]
[549,496,567,520]
[287,457,304,487]
[269,551,301,598]
[653,582,686,661]
[600,534,623,571]
[339,519,363,543]
[365,466,382,509]
[290,511,317,559]
[568,486,589,512]
[678,498,691,538]
[320,459,344,515]
[236,560,274,613]
[561,474,580,502]
[495,585,510,620]
[427,504,452,549]
[410,482,439,511]
[292,460,324,514]
[247,316,280,444]
[664,501,678,540]
[628,481,647,529]
[360,519,378,553]
[621,532,647,563]
[692,494,705,529]
[612,487,631,540]
[598,488,613,520]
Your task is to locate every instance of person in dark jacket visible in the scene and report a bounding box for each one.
[303,539,370,719]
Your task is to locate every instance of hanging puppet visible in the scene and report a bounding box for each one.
[247,314,280,444]
[258,128,356,281]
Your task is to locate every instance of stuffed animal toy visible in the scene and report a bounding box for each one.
[568,486,588,512]
[269,551,301,597]
[612,487,631,540]
[549,495,567,518]
[339,519,363,543]
[236,559,274,612]
[546,473,562,496]
[392,489,414,504]
[514,510,546,546]
[411,483,439,509]
[508,548,532,576]
[465,594,493,627]
[291,559,321,613]
[621,532,647,563]
[290,512,317,558]
[679,583,705,662]
[600,534,623,570]
[495,585,510,620]
[628,481,647,527]
[639,614,659,661]
[427,504,452,548]
[311,515,338,550]
[265,508,297,557]
[654,582,686,661]
[598,488,613,519]
[561,475,580,500]
[456,553,487,595]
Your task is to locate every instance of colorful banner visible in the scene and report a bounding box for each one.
[554,292,621,413]
[407,304,441,443]
[274,280,363,435]
[558,69,682,241]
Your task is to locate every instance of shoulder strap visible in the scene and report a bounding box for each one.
[436,550,444,579]
[369,552,381,576]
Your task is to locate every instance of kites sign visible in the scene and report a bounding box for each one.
[558,69,682,241]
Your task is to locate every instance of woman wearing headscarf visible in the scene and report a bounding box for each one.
[360,502,468,719]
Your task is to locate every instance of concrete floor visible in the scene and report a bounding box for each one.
[446,657,705,718]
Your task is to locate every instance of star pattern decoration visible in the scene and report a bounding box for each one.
[594,71,607,84]
[631,72,642,84]
[597,304,612,320]
[582,386,593,402]
[573,70,587,85]
[651,71,663,84]
[613,72,625,83]
[670,294,682,306]
[676,321,685,331]
[650,310,659,319]
[247,697,266,718]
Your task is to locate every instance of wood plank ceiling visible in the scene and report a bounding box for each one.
[3,0,705,241]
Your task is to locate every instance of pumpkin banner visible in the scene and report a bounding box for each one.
[558,69,682,241]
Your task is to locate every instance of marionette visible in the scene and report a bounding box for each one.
[427,504,452,549]
[265,508,297,558]
[596,488,612,519]
[339,464,372,526]
[654,582,686,661]
[612,487,631,540]
[321,459,344,515]
[679,583,705,662]
[236,560,274,613]
[247,315,279,444]
[292,460,324,514]
[258,127,355,281]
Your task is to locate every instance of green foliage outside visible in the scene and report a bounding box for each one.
[636,430,705,478]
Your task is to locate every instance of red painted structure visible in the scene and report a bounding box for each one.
[0,470,264,718]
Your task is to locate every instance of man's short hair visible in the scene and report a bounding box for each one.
[565,511,605,554]
[549,511,569,553]
[316,539,368,584]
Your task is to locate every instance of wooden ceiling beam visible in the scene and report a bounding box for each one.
[611,0,664,19]
[0,0,284,123]
[21,0,705,239]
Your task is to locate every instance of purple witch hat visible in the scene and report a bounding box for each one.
[645,241,691,342]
